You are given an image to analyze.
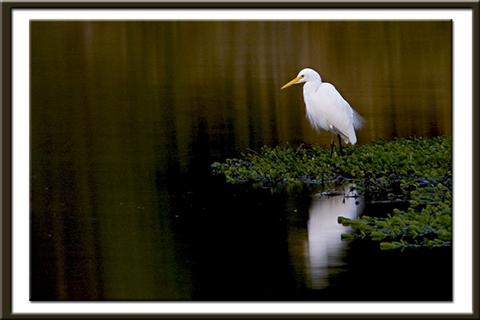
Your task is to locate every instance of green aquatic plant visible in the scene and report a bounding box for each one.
[212,137,451,193]
[338,183,452,250]
[211,137,452,250]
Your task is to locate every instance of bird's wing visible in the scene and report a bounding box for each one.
[316,83,357,143]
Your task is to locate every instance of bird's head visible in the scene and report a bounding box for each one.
[281,68,322,90]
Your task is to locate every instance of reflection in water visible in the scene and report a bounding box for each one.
[289,185,364,290]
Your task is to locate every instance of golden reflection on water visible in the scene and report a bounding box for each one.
[30,21,451,300]
[32,21,452,165]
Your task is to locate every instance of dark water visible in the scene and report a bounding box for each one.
[30,21,452,300]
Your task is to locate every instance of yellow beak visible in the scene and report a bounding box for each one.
[281,76,302,90]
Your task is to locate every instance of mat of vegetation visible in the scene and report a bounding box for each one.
[211,137,452,250]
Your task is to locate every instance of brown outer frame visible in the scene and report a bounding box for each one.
[1,1,478,319]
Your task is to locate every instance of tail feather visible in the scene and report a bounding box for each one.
[353,110,365,129]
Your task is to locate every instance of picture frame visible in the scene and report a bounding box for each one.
[1,1,478,319]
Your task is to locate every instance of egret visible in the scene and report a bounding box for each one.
[281,68,364,155]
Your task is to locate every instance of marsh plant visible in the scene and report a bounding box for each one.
[211,137,452,250]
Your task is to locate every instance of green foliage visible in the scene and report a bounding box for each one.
[338,181,452,250]
[212,137,451,194]
[211,137,452,250]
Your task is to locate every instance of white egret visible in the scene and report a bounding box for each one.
[281,68,364,155]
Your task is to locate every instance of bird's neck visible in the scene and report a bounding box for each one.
[304,80,322,92]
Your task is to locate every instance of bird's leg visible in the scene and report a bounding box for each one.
[337,134,343,156]
[330,134,335,157]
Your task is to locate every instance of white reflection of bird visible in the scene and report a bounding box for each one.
[305,185,363,289]
[281,68,364,154]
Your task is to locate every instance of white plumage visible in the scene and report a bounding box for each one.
[281,68,364,146]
